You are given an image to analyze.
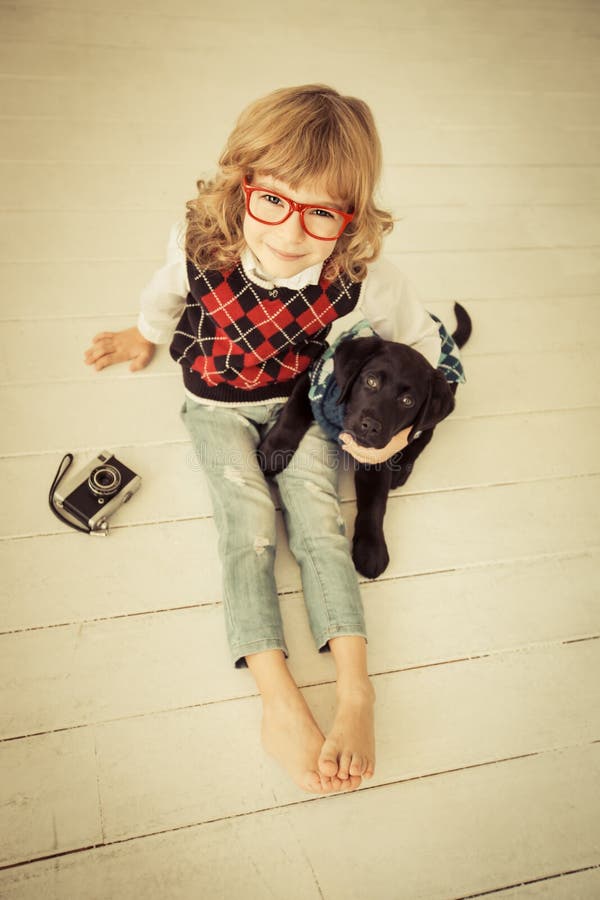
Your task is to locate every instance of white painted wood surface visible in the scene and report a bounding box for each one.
[1,0,599,897]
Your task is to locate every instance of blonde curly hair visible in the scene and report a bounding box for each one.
[185,84,393,282]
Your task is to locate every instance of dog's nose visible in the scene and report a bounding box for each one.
[359,416,382,438]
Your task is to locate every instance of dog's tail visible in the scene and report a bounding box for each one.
[452,302,472,349]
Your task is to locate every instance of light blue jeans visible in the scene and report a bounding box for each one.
[181,398,367,668]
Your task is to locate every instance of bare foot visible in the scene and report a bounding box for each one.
[261,684,346,794]
[318,681,376,787]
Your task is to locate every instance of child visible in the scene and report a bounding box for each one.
[85,84,442,795]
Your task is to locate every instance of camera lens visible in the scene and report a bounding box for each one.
[88,464,121,497]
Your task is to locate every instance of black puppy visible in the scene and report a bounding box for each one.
[258,304,471,579]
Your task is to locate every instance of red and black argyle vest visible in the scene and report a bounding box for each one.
[170,259,362,403]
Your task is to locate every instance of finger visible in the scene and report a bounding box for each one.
[84,346,107,366]
[99,338,137,367]
[87,336,117,359]
[93,352,120,371]
[340,436,358,454]
[341,444,366,463]
[129,355,147,372]
[85,343,109,363]
[85,344,117,367]
[397,427,412,449]
[86,334,116,358]
[91,331,117,343]
[85,341,108,363]
[339,435,377,463]
[341,439,366,459]
[354,450,382,464]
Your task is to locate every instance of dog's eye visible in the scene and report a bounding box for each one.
[400,394,415,407]
[365,374,379,390]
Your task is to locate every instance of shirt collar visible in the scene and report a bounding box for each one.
[240,246,324,290]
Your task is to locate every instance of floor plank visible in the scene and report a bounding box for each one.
[5,73,600,133]
[394,248,600,301]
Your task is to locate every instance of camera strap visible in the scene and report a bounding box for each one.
[48,453,109,536]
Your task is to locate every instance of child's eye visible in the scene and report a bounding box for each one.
[309,207,335,219]
[261,193,284,206]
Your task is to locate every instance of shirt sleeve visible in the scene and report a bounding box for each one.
[137,222,189,344]
[359,257,441,368]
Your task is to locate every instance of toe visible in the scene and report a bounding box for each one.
[337,750,353,781]
[347,774,362,791]
[318,742,340,777]
[363,762,375,779]
[329,774,345,793]
[318,774,335,794]
[303,771,325,794]
[349,753,365,777]
[338,773,361,791]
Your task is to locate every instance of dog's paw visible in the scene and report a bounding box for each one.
[390,461,413,489]
[352,534,390,579]
[256,441,294,476]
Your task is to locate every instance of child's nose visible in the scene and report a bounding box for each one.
[278,210,306,241]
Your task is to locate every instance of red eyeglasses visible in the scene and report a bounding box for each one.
[242,178,354,241]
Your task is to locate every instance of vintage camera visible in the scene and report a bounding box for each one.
[51,451,141,535]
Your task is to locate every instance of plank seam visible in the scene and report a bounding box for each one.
[450,862,600,899]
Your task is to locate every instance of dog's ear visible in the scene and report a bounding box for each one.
[333,336,383,404]
[409,370,455,439]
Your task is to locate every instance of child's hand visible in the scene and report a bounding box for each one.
[84,326,156,372]
[339,426,412,465]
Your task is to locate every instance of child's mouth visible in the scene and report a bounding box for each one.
[266,245,305,261]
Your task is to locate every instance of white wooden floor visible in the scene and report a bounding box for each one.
[1,1,600,897]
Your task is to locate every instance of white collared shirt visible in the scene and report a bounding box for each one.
[138,223,442,369]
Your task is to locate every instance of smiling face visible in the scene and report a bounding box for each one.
[242,174,345,279]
